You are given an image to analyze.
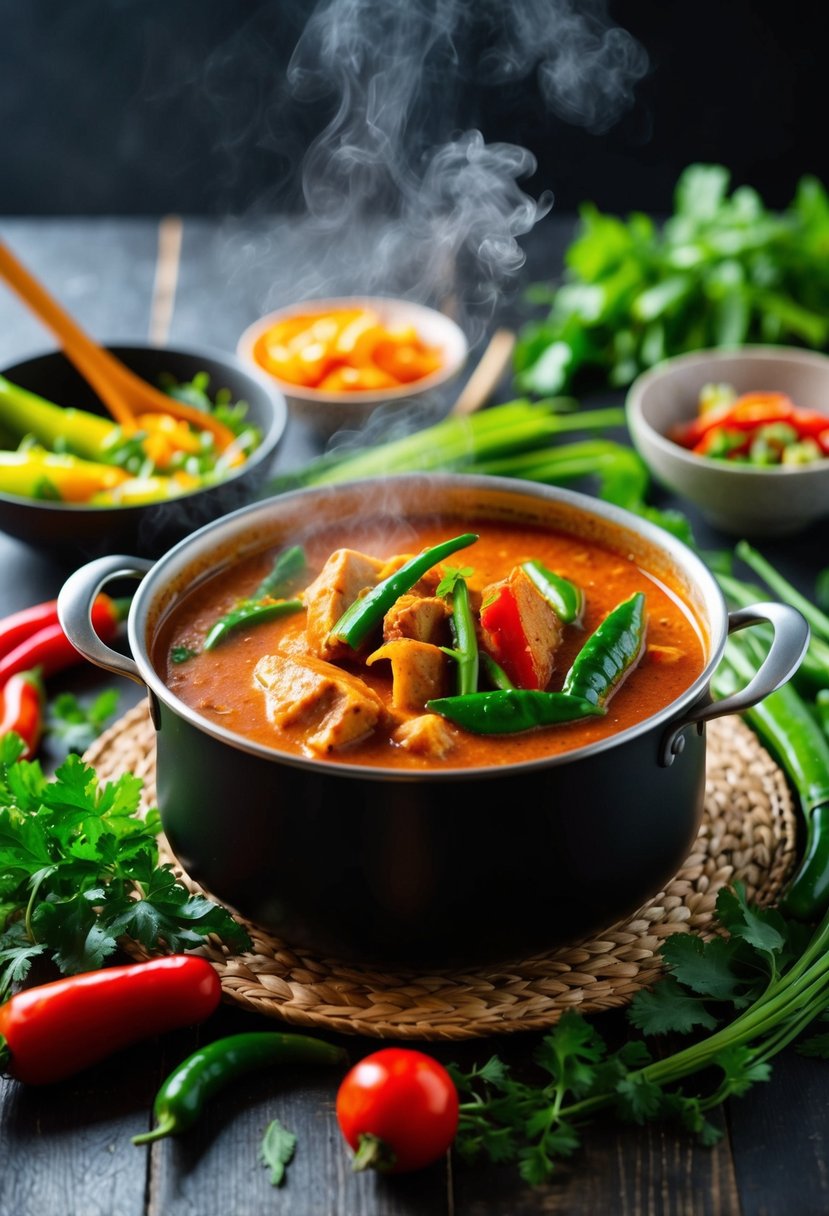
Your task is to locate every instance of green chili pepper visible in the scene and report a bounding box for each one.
[330,532,479,650]
[562,592,646,707]
[132,1032,348,1145]
[254,544,307,600]
[480,652,515,690]
[520,560,584,624]
[426,689,603,735]
[715,641,829,923]
[203,597,304,651]
[446,577,479,696]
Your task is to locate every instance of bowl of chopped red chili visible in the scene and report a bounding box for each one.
[626,345,829,537]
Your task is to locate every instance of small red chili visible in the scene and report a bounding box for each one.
[0,668,44,758]
[0,955,222,1085]
[0,594,130,684]
[336,1047,459,1174]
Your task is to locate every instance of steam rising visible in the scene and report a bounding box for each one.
[259,0,647,331]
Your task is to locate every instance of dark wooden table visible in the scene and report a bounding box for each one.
[0,215,826,1216]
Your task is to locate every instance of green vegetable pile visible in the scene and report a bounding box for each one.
[450,882,829,1185]
[0,733,250,1001]
[515,163,829,395]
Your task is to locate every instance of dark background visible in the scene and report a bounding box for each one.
[0,0,821,219]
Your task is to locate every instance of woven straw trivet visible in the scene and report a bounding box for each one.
[85,701,798,1041]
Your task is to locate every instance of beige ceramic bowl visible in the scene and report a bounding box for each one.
[626,345,829,537]
[237,296,469,439]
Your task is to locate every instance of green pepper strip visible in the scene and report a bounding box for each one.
[446,578,479,696]
[715,638,829,923]
[254,544,307,600]
[480,652,515,691]
[520,560,584,625]
[562,592,647,708]
[203,597,303,651]
[203,544,307,651]
[426,689,604,735]
[132,1032,348,1145]
[330,532,479,650]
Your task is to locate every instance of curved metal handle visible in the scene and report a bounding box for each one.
[57,554,153,686]
[660,601,810,766]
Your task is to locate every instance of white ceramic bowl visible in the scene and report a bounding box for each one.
[626,345,829,537]
[237,295,469,439]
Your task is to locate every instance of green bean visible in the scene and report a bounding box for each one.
[330,533,478,650]
[562,592,647,707]
[446,577,479,696]
[426,689,603,735]
[521,560,584,624]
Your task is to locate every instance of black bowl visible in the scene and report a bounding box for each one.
[0,343,288,563]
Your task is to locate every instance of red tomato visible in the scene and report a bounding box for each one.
[336,1047,459,1174]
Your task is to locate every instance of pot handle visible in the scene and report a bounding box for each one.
[660,601,809,767]
[57,554,154,686]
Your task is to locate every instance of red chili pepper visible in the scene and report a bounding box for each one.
[0,668,44,758]
[0,955,222,1085]
[0,594,129,684]
[786,406,829,440]
[671,391,795,447]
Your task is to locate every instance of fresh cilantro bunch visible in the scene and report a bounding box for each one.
[515,164,829,395]
[0,733,250,1000]
[450,883,829,1185]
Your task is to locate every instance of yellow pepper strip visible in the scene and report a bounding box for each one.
[90,471,201,505]
[0,449,130,502]
[135,413,205,455]
[0,375,118,460]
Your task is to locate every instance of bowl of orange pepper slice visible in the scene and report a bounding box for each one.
[237,296,468,438]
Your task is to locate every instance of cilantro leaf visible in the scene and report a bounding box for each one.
[534,1011,605,1097]
[797,1032,829,1059]
[714,884,787,957]
[615,1073,663,1124]
[47,690,120,757]
[627,977,719,1036]
[0,740,251,999]
[259,1118,297,1186]
[712,1044,771,1097]
[660,932,755,1007]
[170,646,199,664]
[436,565,475,598]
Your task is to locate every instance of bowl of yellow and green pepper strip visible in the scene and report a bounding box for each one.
[0,343,288,562]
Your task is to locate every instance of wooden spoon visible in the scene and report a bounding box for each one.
[0,238,238,453]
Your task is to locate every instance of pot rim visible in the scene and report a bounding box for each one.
[128,473,728,781]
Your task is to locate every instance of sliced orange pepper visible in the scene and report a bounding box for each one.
[253,306,444,391]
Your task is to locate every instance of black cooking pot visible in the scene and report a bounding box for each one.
[58,476,808,968]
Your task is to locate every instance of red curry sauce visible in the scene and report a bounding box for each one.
[153,516,705,769]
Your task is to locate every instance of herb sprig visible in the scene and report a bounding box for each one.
[0,733,250,1000]
[450,883,829,1185]
[515,164,829,396]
